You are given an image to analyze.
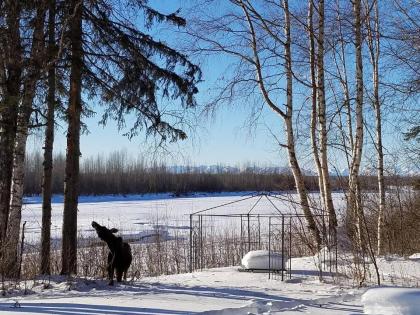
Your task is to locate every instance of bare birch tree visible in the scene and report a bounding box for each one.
[0,0,22,256]
[306,0,337,238]
[307,0,325,221]
[364,0,385,256]
[281,0,322,248]
[348,0,365,248]
[4,1,47,277]
[315,0,337,237]
[188,0,322,249]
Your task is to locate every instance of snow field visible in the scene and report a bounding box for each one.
[3,250,420,314]
[6,193,419,314]
[1,256,366,314]
[362,287,420,315]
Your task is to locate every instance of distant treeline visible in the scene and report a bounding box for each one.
[23,151,417,196]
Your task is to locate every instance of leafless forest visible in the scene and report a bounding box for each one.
[22,151,417,196]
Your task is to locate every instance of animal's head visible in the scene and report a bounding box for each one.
[91,221,118,243]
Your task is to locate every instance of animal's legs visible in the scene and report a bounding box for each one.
[107,253,115,285]
[107,265,115,285]
[116,270,123,282]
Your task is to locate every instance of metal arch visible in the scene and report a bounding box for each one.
[247,194,264,214]
[264,194,283,215]
[190,194,260,216]
[267,192,326,213]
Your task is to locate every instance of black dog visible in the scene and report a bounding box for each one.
[91,221,132,285]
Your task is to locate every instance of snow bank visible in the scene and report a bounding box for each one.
[241,250,286,270]
[362,287,420,315]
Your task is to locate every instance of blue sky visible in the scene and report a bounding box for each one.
[29,0,290,167]
[27,0,416,172]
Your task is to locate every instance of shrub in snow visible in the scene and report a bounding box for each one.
[362,287,420,315]
[241,250,285,270]
[316,246,349,266]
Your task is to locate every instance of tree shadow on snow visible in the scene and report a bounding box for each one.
[0,302,192,315]
[288,269,335,277]
[132,282,309,305]
[311,302,363,314]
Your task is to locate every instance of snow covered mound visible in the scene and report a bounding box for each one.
[241,250,285,270]
[408,253,420,260]
[362,287,420,315]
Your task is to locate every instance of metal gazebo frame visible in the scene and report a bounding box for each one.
[189,192,337,281]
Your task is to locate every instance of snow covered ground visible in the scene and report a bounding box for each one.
[4,193,418,314]
[362,287,420,315]
[2,253,420,314]
[0,256,364,315]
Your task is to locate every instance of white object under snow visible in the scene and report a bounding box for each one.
[408,253,420,260]
[362,287,420,315]
[241,250,285,270]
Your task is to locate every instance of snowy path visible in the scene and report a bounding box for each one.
[0,265,365,314]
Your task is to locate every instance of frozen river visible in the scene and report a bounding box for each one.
[21,192,347,244]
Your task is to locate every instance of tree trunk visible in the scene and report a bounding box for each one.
[41,0,56,275]
[284,0,321,250]
[365,0,385,256]
[308,0,326,215]
[4,3,47,277]
[316,0,337,238]
[0,0,22,257]
[349,0,364,249]
[5,98,35,277]
[61,0,83,275]
[375,79,385,256]
[334,2,353,168]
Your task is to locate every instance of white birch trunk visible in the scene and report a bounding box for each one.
[308,0,326,214]
[284,0,321,249]
[4,4,46,277]
[350,0,364,248]
[4,105,32,275]
[316,0,337,236]
[366,0,385,256]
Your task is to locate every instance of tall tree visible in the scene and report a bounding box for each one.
[307,0,325,221]
[4,0,47,277]
[348,0,364,247]
[365,0,385,256]
[61,0,83,275]
[0,0,22,255]
[315,0,337,237]
[188,0,322,249]
[60,0,201,275]
[281,0,322,248]
[307,0,337,239]
[40,0,57,275]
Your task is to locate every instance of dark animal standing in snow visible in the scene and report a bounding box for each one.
[91,221,132,285]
